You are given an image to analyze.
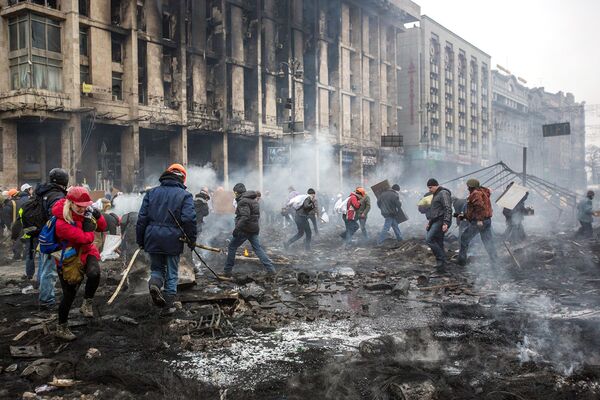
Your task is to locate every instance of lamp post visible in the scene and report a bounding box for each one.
[279,59,303,168]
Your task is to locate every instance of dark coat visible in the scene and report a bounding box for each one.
[35,183,67,218]
[234,191,261,235]
[377,189,402,219]
[428,187,453,225]
[194,198,210,224]
[136,175,197,256]
[102,212,120,235]
[296,196,316,218]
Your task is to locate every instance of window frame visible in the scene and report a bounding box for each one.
[8,13,63,92]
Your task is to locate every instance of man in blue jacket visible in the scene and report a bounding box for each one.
[136,164,197,311]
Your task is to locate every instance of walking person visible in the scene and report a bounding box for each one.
[342,188,363,247]
[458,179,498,266]
[35,168,69,310]
[285,189,316,251]
[136,164,197,313]
[424,179,453,271]
[307,189,320,236]
[224,183,275,276]
[357,188,371,238]
[576,190,595,238]
[377,184,404,244]
[52,187,107,340]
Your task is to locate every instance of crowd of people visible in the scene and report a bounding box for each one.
[1,163,598,341]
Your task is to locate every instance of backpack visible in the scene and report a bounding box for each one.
[38,216,67,255]
[288,194,309,210]
[21,196,48,237]
[334,196,351,215]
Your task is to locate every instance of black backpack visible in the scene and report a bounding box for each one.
[20,196,48,237]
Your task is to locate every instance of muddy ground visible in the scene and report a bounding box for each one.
[1,221,600,399]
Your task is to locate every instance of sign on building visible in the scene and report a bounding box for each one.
[542,122,570,137]
[266,146,290,165]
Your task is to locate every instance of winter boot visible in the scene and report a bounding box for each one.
[55,323,76,341]
[149,284,166,307]
[160,294,176,316]
[80,298,94,318]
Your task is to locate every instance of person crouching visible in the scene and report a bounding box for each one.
[52,187,107,341]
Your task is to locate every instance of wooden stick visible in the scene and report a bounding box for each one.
[107,248,141,305]
[503,241,522,269]
[418,283,461,291]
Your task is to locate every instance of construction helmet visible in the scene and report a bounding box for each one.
[167,163,187,183]
[8,188,18,198]
[355,187,366,197]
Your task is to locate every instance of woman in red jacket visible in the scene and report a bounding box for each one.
[52,186,107,341]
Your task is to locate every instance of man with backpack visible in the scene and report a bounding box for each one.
[285,188,316,251]
[342,188,364,247]
[458,178,498,266]
[23,168,69,310]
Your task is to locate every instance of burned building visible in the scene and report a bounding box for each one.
[397,15,493,179]
[0,0,420,191]
[491,69,587,191]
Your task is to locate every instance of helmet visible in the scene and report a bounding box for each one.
[66,186,93,207]
[355,187,366,197]
[49,168,69,187]
[8,188,18,197]
[21,183,32,192]
[167,163,187,183]
[466,178,480,188]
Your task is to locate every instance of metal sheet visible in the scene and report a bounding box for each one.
[496,183,529,210]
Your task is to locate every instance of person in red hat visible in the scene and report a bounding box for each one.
[51,186,107,341]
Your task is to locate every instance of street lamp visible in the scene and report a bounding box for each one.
[279,58,303,134]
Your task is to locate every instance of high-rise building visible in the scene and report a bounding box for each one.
[397,15,492,178]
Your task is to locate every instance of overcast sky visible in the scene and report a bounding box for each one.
[415,0,600,145]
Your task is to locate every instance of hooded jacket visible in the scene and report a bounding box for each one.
[136,173,197,255]
[428,187,453,225]
[357,194,371,218]
[35,182,68,219]
[466,187,493,222]
[52,198,107,265]
[234,190,261,235]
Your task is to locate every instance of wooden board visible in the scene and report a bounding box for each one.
[496,183,528,210]
[370,180,390,199]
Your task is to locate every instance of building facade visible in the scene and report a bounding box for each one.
[397,15,492,178]
[0,0,419,191]
[491,70,529,171]
[491,69,586,191]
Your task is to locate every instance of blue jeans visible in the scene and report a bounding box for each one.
[458,219,498,264]
[225,233,275,274]
[24,237,37,279]
[345,219,359,245]
[426,220,447,264]
[378,217,402,244]
[149,254,180,296]
[38,252,57,305]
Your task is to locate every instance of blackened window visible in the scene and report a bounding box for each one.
[79,28,89,56]
[80,64,90,84]
[79,0,89,17]
[111,34,122,63]
[112,72,123,100]
[111,0,122,25]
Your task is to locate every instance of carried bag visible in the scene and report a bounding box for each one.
[417,193,433,214]
[334,197,350,215]
[53,247,84,285]
[288,194,309,210]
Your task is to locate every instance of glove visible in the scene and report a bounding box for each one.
[83,216,97,232]
[87,206,102,220]
[187,239,196,251]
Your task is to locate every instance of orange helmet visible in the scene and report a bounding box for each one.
[167,163,187,183]
[8,188,18,197]
[355,187,366,197]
